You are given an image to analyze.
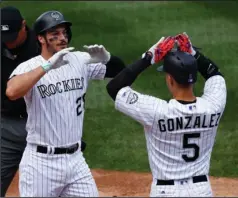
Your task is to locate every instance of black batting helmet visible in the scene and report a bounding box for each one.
[157,50,198,84]
[33,10,72,43]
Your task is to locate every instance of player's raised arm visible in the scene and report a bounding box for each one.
[105,37,175,126]
[6,47,74,100]
[195,50,226,109]
[176,33,227,109]
[106,36,175,100]
[82,44,126,80]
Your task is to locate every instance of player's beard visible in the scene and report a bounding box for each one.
[45,36,68,55]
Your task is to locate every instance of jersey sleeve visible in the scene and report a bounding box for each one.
[9,61,34,99]
[9,61,33,79]
[115,86,166,127]
[73,51,107,80]
[201,75,227,111]
[86,63,106,80]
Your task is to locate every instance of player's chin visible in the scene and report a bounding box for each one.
[57,45,68,50]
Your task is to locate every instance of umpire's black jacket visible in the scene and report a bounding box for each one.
[1,26,39,117]
[1,26,39,197]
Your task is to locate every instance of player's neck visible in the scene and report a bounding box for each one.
[41,49,54,61]
[172,88,196,102]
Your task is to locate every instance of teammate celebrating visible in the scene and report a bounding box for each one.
[6,11,125,197]
[106,34,227,197]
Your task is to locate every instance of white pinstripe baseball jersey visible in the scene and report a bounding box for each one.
[115,75,226,180]
[10,51,106,147]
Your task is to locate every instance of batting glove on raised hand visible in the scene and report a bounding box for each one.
[83,44,111,64]
[143,36,176,65]
[175,32,196,56]
[41,47,74,72]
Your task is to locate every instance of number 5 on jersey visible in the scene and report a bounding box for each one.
[182,133,200,162]
[76,93,86,116]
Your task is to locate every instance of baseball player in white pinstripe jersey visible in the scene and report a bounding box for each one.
[6,11,125,197]
[106,33,227,197]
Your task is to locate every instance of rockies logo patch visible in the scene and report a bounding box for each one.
[126,92,138,104]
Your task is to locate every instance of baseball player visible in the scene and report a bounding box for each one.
[1,7,87,196]
[6,10,125,197]
[106,34,227,197]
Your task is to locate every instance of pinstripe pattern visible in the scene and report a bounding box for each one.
[61,150,98,197]
[12,51,106,197]
[10,52,106,147]
[115,75,226,196]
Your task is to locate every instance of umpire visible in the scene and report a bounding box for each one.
[1,6,39,196]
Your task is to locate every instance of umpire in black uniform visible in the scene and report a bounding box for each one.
[1,6,39,196]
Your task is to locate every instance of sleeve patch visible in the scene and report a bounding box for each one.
[126,92,139,104]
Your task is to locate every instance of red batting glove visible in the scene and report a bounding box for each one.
[175,32,196,56]
[154,36,176,64]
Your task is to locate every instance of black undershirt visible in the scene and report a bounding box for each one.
[105,55,126,78]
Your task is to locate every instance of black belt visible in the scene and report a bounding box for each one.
[156,175,208,185]
[36,143,79,154]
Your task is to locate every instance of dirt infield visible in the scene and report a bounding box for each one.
[6,169,238,197]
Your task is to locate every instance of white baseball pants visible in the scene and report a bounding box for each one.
[19,143,98,197]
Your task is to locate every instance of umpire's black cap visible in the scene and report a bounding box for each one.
[157,50,198,84]
[1,6,24,43]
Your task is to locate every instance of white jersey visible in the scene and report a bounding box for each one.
[115,75,226,180]
[10,52,106,147]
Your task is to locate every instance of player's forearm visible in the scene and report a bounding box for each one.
[106,53,152,100]
[105,55,126,78]
[6,66,46,100]
[194,51,223,80]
